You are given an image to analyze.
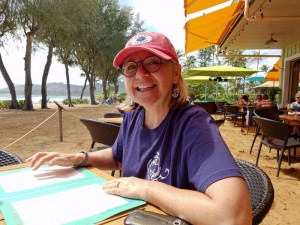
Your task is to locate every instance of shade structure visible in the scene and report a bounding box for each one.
[184,76,233,101]
[251,81,279,89]
[265,59,280,82]
[184,2,244,54]
[184,0,228,16]
[245,76,265,82]
[187,65,259,78]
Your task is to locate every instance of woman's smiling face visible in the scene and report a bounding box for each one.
[123,50,179,109]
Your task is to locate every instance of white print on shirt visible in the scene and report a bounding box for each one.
[147,152,169,181]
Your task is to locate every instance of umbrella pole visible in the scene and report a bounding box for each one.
[205,83,207,101]
[216,80,219,101]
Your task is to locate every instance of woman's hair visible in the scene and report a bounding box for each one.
[241,94,249,102]
[117,62,189,112]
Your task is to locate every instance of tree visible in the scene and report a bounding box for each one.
[249,50,266,70]
[182,55,197,71]
[16,0,50,110]
[197,46,216,67]
[0,0,19,109]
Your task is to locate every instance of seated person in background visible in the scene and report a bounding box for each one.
[26,31,252,224]
[290,92,300,111]
[256,94,273,108]
[255,94,262,106]
[236,94,249,112]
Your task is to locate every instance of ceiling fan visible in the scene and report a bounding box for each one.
[265,33,278,45]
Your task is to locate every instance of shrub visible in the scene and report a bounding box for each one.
[62,98,90,105]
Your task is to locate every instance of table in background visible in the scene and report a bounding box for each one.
[0,164,163,225]
[98,117,123,125]
[279,114,300,126]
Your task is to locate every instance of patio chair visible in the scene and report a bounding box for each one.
[252,116,300,177]
[102,112,124,118]
[223,105,246,126]
[215,102,226,119]
[0,149,23,166]
[80,118,121,176]
[250,108,285,154]
[235,159,274,225]
[214,118,225,127]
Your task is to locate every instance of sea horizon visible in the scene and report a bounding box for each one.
[0,94,89,104]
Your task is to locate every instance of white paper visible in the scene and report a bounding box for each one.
[11,183,128,225]
[0,166,84,193]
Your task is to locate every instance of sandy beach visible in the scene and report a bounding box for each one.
[0,103,299,224]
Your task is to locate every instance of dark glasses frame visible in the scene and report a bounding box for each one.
[120,56,162,77]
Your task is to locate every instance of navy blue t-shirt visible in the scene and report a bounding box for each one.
[112,103,242,193]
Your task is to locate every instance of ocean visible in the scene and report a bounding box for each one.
[0,94,85,103]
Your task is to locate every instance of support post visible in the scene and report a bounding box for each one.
[54,101,67,142]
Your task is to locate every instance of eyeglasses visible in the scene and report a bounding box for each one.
[121,56,162,77]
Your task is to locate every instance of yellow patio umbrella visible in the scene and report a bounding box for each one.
[184,1,244,54]
[265,59,280,82]
[184,0,228,16]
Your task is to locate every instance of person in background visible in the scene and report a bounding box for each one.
[237,94,249,107]
[255,94,263,105]
[256,93,273,108]
[290,91,300,111]
[26,32,252,224]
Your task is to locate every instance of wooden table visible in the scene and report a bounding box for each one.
[0,163,163,225]
[279,114,300,126]
[98,117,123,125]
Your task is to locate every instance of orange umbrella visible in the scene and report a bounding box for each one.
[184,2,244,54]
[265,59,280,82]
[184,0,228,16]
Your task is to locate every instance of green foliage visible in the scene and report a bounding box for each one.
[0,100,25,109]
[267,88,281,104]
[62,98,89,105]
[0,100,12,109]
[117,93,127,101]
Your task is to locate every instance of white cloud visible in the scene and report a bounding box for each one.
[131,0,186,52]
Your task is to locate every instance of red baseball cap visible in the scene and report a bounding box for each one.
[113,32,179,68]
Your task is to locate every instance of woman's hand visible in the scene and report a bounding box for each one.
[102,177,149,200]
[26,152,84,170]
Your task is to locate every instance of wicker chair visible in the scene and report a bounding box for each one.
[215,102,226,119]
[214,118,225,127]
[0,149,23,166]
[223,105,246,126]
[102,113,124,118]
[236,159,274,225]
[250,108,284,154]
[252,116,300,177]
[80,118,121,176]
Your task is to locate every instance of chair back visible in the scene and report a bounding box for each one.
[214,119,225,127]
[102,113,124,118]
[253,108,282,121]
[223,105,240,114]
[80,118,120,147]
[0,149,23,166]
[252,116,292,141]
[215,102,225,111]
[235,159,274,225]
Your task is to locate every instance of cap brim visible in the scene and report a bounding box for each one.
[113,46,172,68]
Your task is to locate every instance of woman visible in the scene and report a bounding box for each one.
[290,91,300,110]
[27,32,252,224]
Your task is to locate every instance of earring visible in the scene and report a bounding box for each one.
[128,97,135,106]
[172,84,179,99]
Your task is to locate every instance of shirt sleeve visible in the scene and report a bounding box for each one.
[180,111,243,192]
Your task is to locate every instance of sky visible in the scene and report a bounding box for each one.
[0,0,279,89]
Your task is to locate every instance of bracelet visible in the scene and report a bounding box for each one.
[76,151,89,167]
